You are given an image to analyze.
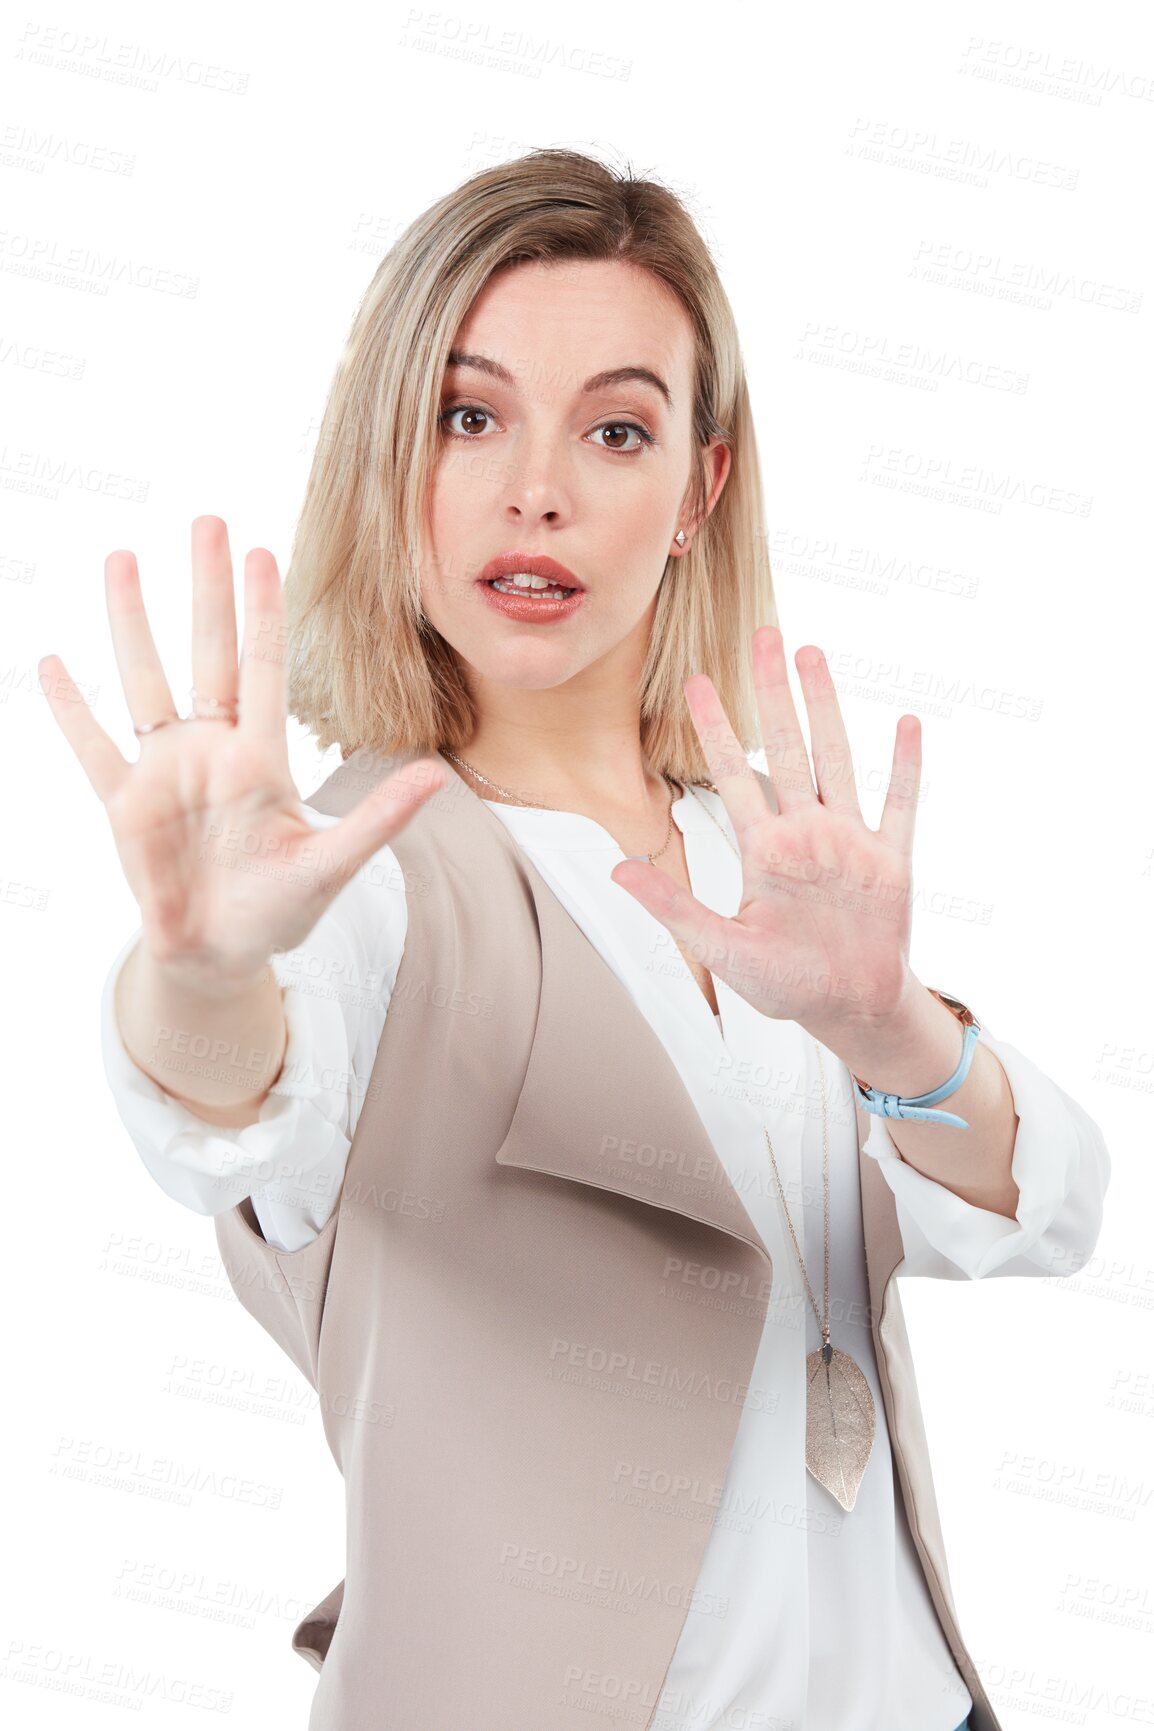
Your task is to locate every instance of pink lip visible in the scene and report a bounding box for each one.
[477,553,584,591]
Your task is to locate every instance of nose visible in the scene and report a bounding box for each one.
[498,422,571,528]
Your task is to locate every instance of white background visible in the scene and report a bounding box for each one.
[3,0,1150,1725]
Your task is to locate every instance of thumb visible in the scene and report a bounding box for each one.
[309,758,448,898]
[609,858,723,961]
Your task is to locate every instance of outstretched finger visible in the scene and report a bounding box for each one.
[39,654,130,804]
[191,516,240,717]
[877,715,921,856]
[106,548,182,735]
[684,667,776,848]
[751,626,818,814]
[302,758,450,897]
[238,547,289,745]
[609,855,733,972]
[794,644,863,819]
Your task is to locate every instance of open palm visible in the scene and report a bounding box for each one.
[610,626,921,1044]
[40,516,447,998]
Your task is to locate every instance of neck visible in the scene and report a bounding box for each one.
[443,730,671,818]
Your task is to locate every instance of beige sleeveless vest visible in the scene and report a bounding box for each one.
[215,747,1002,1731]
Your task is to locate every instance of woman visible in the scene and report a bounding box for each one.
[43,148,1108,1731]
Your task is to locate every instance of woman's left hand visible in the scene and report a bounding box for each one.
[610,625,922,1047]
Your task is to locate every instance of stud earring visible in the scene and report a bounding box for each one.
[675,529,686,546]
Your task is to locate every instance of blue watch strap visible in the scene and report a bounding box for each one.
[852,997,981,1130]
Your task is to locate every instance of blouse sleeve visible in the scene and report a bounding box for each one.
[859,1018,1111,1281]
[98,807,407,1255]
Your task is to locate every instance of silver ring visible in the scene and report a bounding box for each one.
[134,688,238,739]
[133,714,183,737]
[133,713,238,737]
[190,687,239,716]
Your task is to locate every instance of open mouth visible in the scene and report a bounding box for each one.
[486,576,578,600]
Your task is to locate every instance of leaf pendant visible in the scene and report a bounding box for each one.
[804,1344,876,1512]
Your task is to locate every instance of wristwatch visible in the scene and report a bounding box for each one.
[851,989,981,1130]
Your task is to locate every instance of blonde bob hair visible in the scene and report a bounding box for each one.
[284,146,778,782]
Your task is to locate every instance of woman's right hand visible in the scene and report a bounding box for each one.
[40,515,448,997]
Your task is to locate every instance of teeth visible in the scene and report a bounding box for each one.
[491,574,575,599]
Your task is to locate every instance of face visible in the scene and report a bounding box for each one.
[419,258,731,705]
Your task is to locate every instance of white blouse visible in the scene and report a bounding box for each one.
[99,784,1109,1731]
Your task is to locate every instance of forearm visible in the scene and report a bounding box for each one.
[115,938,289,1128]
[822,975,1021,1220]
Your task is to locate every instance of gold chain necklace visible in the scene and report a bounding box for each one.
[439,748,682,865]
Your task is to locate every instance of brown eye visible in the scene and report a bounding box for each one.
[440,406,492,437]
[592,421,654,455]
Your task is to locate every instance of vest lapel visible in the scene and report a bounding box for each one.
[486,818,776,1265]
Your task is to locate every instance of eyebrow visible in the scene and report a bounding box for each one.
[446,349,674,414]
